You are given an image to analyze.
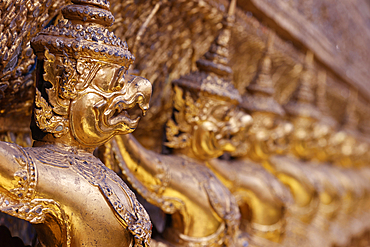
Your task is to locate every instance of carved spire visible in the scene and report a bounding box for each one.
[342,89,359,132]
[315,70,338,128]
[247,32,275,96]
[316,71,329,115]
[241,32,285,116]
[293,51,315,104]
[284,51,321,119]
[195,0,236,78]
[173,0,241,104]
[359,106,370,135]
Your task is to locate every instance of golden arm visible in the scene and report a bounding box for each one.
[0,142,26,192]
[108,134,185,214]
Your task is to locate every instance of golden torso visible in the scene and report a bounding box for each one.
[0,142,150,247]
[268,155,319,223]
[111,135,239,245]
[37,164,134,247]
[207,158,289,243]
[36,165,133,247]
[163,161,223,237]
[158,156,240,246]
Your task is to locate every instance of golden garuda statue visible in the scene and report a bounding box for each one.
[100,1,251,246]
[0,0,369,246]
[0,0,153,246]
[208,33,294,247]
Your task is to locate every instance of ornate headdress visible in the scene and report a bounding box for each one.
[166,0,244,150]
[284,51,321,120]
[172,0,241,104]
[30,0,134,138]
[241,33,285,116]
[31,0,134,66]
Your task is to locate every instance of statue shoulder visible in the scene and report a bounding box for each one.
[0,142,50,227]
[0,142,33,191]
[0,141,27,162]
[230,159,293,205]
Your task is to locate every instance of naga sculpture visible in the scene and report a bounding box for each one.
[0,0,153,246]
[207,34,293,247]
[100,0,251,246]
